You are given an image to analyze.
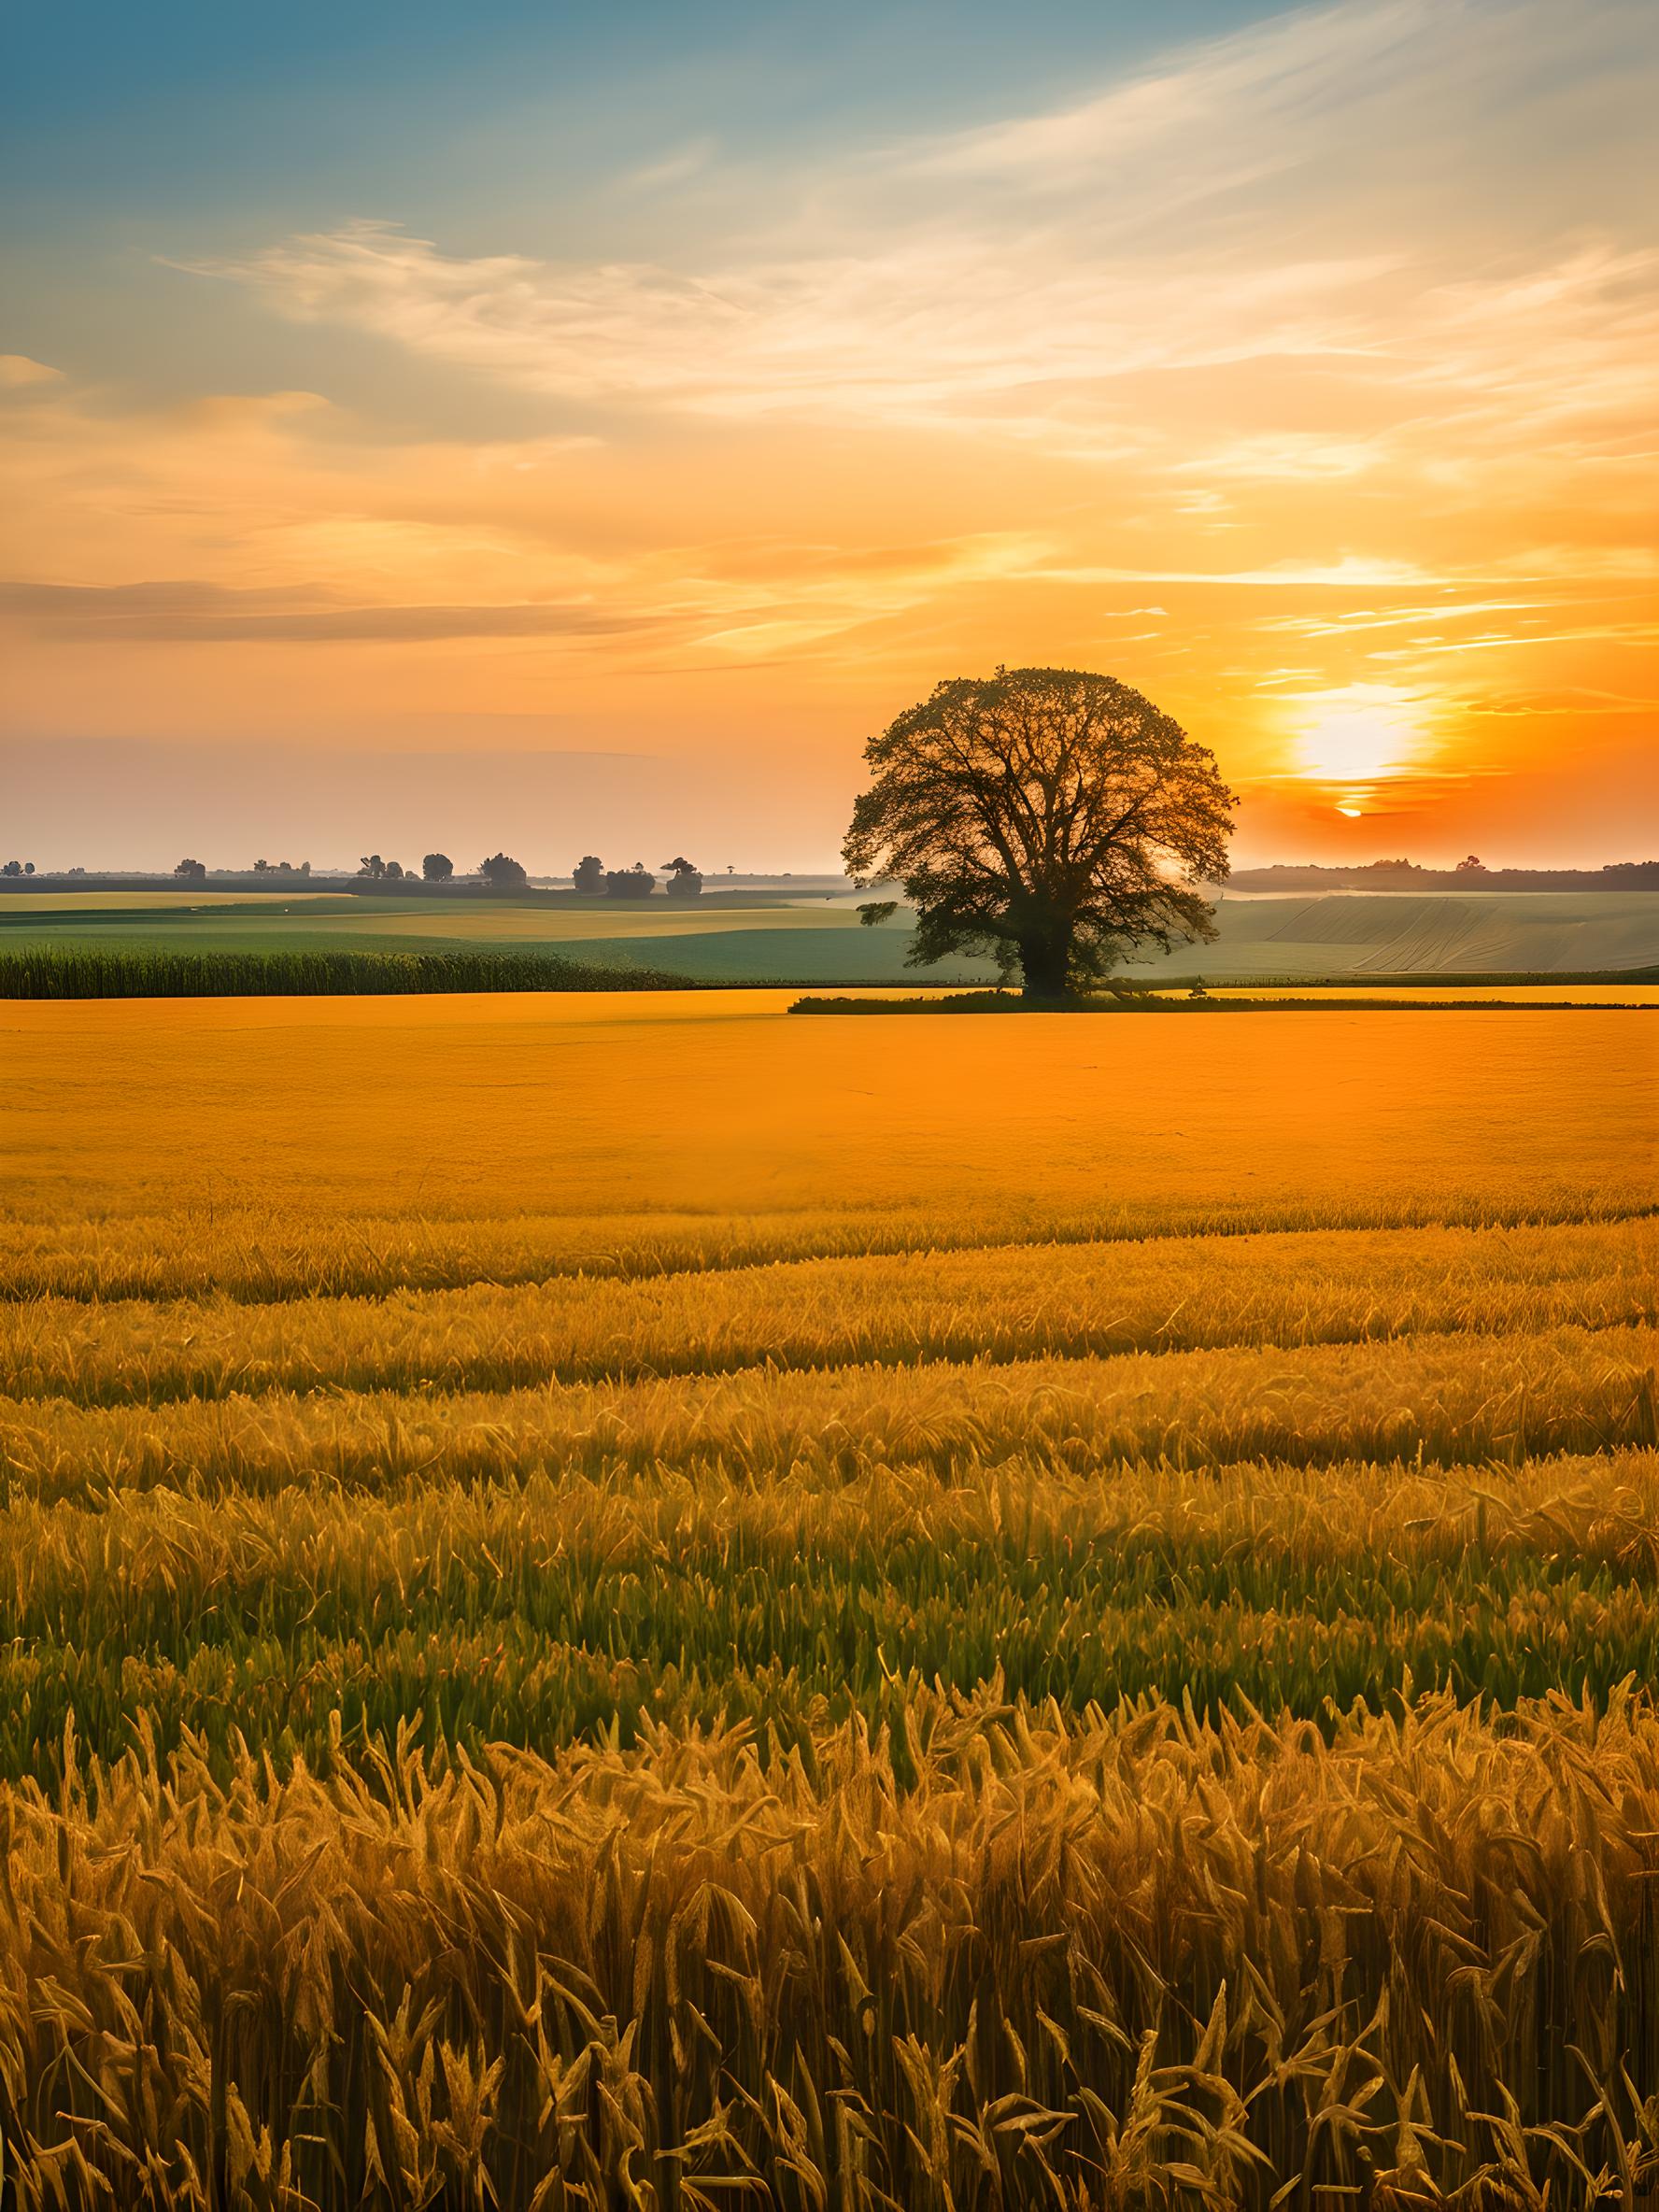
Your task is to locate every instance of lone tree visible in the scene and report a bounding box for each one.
[174,858,207,881]
[422,852,454,882]
[479,852,529,888]
[662,856,703,900]
[844,666,1235,1000]
[573,854,604,894]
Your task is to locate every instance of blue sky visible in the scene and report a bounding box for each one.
[4,2,1256,398]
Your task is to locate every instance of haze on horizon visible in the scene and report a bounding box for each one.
[2,0,1655,874]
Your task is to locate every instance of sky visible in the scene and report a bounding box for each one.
[2,0,1655,873]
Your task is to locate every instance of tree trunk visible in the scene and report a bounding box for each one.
[1018,927,1073,1000]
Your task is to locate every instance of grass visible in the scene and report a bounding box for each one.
[4,989,1659,2202]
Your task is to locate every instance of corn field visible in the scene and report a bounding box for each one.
[2,992,1656,2204]
[0,948,694,1000]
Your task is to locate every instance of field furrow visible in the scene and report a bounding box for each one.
[4,1450,1659,1776]
[4,1214,1652,1405]
[7,1187,1656,1306]
[5,1321,1654,1503]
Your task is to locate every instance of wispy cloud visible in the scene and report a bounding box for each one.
[0,356,64,390]
[0,580,668,643]
[618,136,721,194]
[183,0,1657,471]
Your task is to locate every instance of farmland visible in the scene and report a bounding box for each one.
[4,880,1658,985]
[3,990,1658,2204]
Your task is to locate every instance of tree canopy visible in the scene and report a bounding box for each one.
[844,666,1236,999]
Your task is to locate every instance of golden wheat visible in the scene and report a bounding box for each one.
[3,1214,1652,1407]
[7,1690,1659,2206]
[3,992,1657,2202]
[7,993,1651,1233]
[7,1321,1652,1503]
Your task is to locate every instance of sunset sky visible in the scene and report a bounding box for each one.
[3,0,1655,872]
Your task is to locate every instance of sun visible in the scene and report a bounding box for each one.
[1285,684,1432,789]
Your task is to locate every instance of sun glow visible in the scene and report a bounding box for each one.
[1286,685,1432,785]
[1277,684,1442,814]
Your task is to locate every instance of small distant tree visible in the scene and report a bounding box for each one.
[385,859,404,880]
[358,855,387,879]
[663,856,703,900]
[175,858,207,881]
[605,864,656,900]
[1455,854,1487,874]
[422,853,454,883]
[23,862,33,875]
[844,666,1235,1000]
[574,855,605,894]
[1,860,21,877]
[479,852,529,888]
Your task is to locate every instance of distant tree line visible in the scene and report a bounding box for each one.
[1232,857,1659,891]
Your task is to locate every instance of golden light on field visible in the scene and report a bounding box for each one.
[4,992,1652,1245]
[4,986,1659,2194]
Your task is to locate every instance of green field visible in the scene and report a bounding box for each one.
[4,883,1657,984]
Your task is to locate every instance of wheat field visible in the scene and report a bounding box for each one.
[2,991,1657,2205]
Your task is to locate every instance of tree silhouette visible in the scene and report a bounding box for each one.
[574,855,605,893]
[479,853,529,888]
[844,666,1235,1000]
[605,865,656,899]
[663,857,703,900]
[422,853,454,882]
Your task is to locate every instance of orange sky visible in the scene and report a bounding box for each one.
[2,0,1655,871]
